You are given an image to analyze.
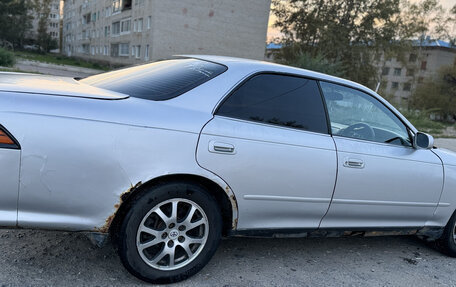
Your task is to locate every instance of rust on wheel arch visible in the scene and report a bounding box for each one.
[226,185,238,230]
[94,181,143,233]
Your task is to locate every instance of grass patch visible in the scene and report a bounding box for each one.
[0,48,15,67]
[0,67,41,74]
[401,110,453,136]
[14,50,110,71]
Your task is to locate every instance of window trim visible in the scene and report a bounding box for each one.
[213,71,416,145]
[214,72,331,135]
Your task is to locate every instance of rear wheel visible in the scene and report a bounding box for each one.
[118,182,222,284]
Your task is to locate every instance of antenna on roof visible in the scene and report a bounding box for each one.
[375,82,381,93]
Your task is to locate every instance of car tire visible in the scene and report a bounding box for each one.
[437,211,456,257]
[117,181,222,284]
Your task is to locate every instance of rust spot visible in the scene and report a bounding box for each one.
[208,10,214,17]
[182,8,187,15]
[94,181,142,233]
[226,186,238,229]
[184,24,189,28]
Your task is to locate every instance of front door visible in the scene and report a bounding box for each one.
[319,82,443,228]
[197,73,337,230]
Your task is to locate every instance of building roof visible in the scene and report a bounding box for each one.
[266,43,283,50]
[266,38,455,50]
[413,38,454,48]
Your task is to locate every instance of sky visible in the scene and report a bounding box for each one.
[266,0,456,42]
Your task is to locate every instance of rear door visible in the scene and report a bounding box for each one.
[197,73,337,230]
[0,124,20,226]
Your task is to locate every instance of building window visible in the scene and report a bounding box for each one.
[111,43,119,57]
[382,67,390,76]
[418,77,424,83]
[120,19,131,34]
[393,68,401,76]
[135,45,141,58]
[104,46,108,55]
[112,22,120,35]
[123,0,132,10]
[392,82,399,89]
[406,68,415,77]
[147,16,151,29]
[137,18,143,32]
[421,61,427,70]
[105,26,110,37]
[119,43,130,56]
[132,45,135,56]
[145,44,149,61]
[403,83,411,91]
[133,20,137,32]
[409,53,417,62]
[112,0,121,14]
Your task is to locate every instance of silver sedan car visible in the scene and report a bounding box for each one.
[0,56,455,283]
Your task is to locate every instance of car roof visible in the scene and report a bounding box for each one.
[0,72,128,100]
[182,55,372,94]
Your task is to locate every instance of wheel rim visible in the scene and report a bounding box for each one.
[136,198,209,271]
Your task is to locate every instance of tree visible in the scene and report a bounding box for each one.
[411,64,456,120]
[34,0,57,52]
[271,0,456,88]
[272,0,403,87]
[0,0,33,48]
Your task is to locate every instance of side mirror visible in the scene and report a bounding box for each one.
[414,132,434,149]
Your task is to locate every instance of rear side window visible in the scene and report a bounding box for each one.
[81,58,227,101]
[217,74,328,134]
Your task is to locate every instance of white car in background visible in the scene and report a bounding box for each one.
[0,56,455,283]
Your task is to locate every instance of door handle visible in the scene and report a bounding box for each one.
[343,158,364,169]
[209,141,236,154]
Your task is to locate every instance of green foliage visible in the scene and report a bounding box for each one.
[0,0,33,48]
[0,48,16,67]
[400,109,450,135]
[281,50,345,77]
[14,50,111,71]
[410,65,456,120]
[271,0,456,88]
[33,0,56,52]
[272,0,403,87]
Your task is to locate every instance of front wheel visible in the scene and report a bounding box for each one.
[437,211,456,257]
[118,182,222,284]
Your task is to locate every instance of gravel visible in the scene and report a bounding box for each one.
[0,139,455,286]
[0,230,454,286]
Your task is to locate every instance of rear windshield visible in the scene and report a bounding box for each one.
[81,58,227,101]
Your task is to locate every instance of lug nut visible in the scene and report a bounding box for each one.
[168,240,174,248]
[178,225,186,231]
[169,223,175,229]
[178,236,185,243]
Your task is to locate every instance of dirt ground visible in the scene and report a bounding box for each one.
[0,230,455,287]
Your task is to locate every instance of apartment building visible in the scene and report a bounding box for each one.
[62,0,271,65]
[377,39,456,105]
[30,0,62,40]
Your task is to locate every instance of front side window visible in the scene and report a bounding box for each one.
[320,82,411,147]
[217,74,328,134]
